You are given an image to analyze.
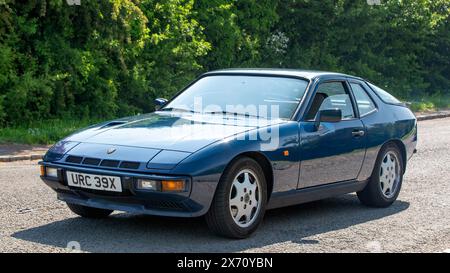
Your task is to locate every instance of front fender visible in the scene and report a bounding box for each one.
[172,121,301,213]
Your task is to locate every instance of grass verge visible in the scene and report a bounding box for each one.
[407,94,450,112]
[0,119,103,145]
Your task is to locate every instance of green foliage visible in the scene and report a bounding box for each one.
[268,0,450,100]
[0,0,449,131]
[193,0,278,68]
[0,0,210,126]
[410,101,436,112]
[409,93,450,112]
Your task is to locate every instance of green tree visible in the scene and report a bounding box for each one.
[194,0,278,69]
[0,0,210,125]
[0,0,448,128]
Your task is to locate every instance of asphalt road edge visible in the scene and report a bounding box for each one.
[415,111,450,121]
[0,154,44,162]
[1,112,449,163]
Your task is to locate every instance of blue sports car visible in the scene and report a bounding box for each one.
[39,69,417,238]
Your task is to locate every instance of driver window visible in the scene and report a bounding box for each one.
[305,82,355,121]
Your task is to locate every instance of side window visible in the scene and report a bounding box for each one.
[350,83,376,116]
[367,82,401,104]
[305,82,355,120]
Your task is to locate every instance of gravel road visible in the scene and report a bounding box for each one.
[0,118,449,253]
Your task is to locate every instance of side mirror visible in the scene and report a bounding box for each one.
[154,98,168,110]
[315,109,342,129]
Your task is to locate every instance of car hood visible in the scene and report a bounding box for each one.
[65,112,285,153]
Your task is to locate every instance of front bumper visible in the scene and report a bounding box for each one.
[39,161,210,217]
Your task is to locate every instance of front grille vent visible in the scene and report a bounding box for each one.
[65,156,140,170]
[82,157,101,166]
[119,161,140,169]
[66,155,83,164]
[145,200,188,211]
[100,160,120,168]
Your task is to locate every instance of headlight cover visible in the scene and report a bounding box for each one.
[44,141,80,161]
[146,150,191,170]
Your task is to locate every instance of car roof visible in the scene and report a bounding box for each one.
[203,68,363,81]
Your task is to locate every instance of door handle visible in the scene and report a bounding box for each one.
[352,130,365,137]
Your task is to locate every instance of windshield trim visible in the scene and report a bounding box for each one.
[160,73,312,121]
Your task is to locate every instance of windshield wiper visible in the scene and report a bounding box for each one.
[159,107,196,113]
[161,108,264,119]
[203,110,262,119]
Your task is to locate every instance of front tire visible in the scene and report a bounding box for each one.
[205,157,267,239]
[66,203,113,218]
[358,143,404,207]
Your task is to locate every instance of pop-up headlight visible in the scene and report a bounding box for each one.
[44,141,80,161]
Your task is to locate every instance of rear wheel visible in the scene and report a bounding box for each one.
[205,157,267,239]
[66,203,113,218]
[357,143,404,207]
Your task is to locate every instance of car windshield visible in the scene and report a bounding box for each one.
[162,75,309,120]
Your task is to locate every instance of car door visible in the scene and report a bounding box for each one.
[297,80,366,188]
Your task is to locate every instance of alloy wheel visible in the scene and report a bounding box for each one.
[379,151,401,198]
[228,169,262,228]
